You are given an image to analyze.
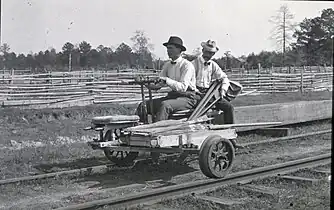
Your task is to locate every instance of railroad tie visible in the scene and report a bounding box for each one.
[278,175,320,184]
[196,195,248,207]
[237,184,280,197]
[311,169,331,175]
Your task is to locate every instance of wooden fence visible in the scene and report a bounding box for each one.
[0,66,332,108]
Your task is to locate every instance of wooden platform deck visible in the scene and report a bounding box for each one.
[232,100,332,131]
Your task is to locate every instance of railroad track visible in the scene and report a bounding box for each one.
[0,129,330,186]
[55,153,331,210]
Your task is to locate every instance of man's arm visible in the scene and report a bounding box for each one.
[162,62,195,92]
[212,62,230,95]
[145,63,169,90]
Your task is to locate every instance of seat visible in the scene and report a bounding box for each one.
[92,115,140,125]
[171,107,221,120]
[172,109,193,117]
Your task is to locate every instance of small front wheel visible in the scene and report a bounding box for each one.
[199,135,235,178]
[104,149,139,166]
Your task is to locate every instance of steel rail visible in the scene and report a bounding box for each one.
[241,129,332,147]
[0,129,331,186]
[55,153,331,210]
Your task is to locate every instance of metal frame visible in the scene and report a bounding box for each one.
[86,77,237,151]
[88,126,238,152]
[87,143,197,154]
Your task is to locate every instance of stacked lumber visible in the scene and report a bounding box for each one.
[0,69,158,85]
[234,66,333,75]
[0,82,168,107]
[0,83,96,107]
[229,72,333,93]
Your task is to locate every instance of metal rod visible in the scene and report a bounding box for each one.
[69,53,72,71]
[209,122,282,130]
[188,80,221,120]
[148,86,154,122]
[140,84,147,123]
[0,0,2,47]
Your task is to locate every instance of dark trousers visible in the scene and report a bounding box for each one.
[197,86,235,124]
[135,91,198,122]
[214,97,235,124]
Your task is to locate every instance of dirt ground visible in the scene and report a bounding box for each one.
[0,91,332,180]
[0,129,331,210]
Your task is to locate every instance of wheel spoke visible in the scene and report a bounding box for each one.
[217,142,223,150]
[211,151,218,158]
[210,157,216,166]
[213,160,220,171]
[217,162,222,172]
[223,152,229,157]
[220,144,226,152]
[210,153,217,168]
[223,160,229,169]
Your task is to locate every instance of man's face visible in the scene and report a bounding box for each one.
[166,44,181,59]
[202,49,215,61]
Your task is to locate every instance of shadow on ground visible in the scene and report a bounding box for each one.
[34,156,110,172]
[75,157,198,189]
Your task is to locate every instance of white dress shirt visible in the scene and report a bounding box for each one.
[159,56,197,92]
[192,55,230,95]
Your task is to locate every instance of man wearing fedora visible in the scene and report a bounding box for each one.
[135,36,199,122]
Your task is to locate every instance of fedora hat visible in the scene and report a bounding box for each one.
[201,40,219,52]
[163,36,186,51]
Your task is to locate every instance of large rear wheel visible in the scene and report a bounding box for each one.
[199,135,235,178]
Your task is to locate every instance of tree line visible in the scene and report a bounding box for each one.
[0,30,155,73]
[0,8,332,73]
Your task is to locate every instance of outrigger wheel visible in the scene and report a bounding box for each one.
[104,150,139,166]
[102,130,139,166]
[199,135,235,178]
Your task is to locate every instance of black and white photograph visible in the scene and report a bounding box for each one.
[0,0,332,209]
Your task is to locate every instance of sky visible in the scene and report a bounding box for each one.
[1,0,333,59]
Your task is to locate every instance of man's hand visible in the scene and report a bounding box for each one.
[158,77,168,84]
[216,77,224,83]
[146,83,162,90]
[221,89,226,96]
[145,77,167,90]
[219,86,226,98]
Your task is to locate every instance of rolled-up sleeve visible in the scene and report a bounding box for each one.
[165,62,194,92]
[212,63,230,92]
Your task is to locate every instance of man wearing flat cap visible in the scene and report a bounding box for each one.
[192,40,243,147]
[135,36,198,122]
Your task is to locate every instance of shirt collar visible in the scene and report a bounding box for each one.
[170,56,183,64]
[200,55,211,66]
